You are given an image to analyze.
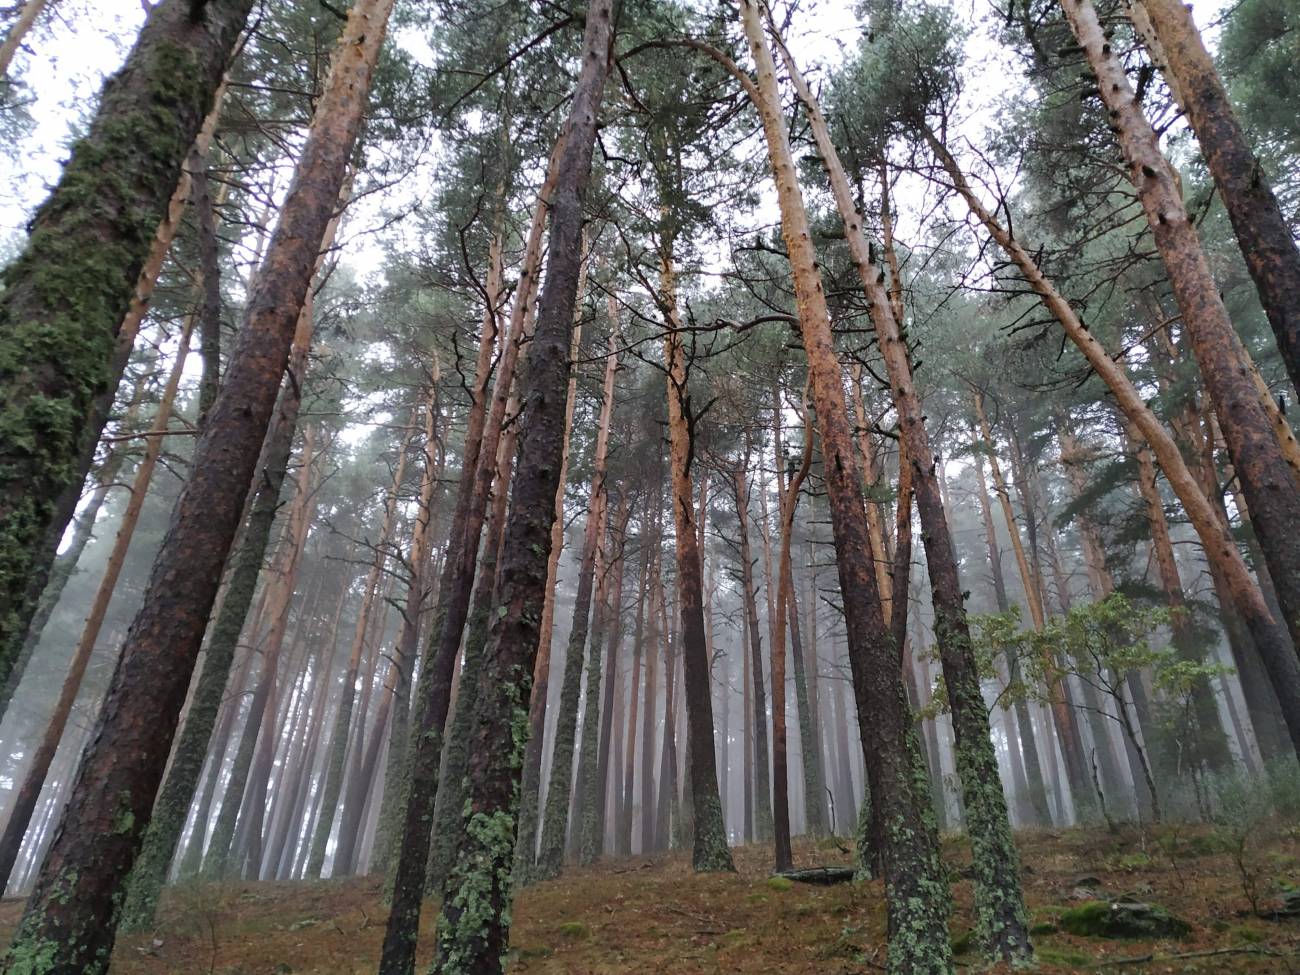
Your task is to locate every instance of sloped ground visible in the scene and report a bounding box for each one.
[0,825,1297,973]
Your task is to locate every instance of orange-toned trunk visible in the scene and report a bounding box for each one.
[926,123,1300,757]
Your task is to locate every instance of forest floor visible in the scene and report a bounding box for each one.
[1,824,1298,973]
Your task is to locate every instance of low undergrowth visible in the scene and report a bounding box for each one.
[0,825,1295,972]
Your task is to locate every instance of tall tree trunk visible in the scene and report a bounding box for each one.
[429,4,612,967]
[379,130,563,975]
[1126,424,1231,777]
[190,155,224,428]
[973,391,1090,823]
[514,281,582,875]
[0,309,197,889]
[0,0,53,81]
[580,321,623,863]
[1054,429,1133,811]
[577,503,625,863]
[618,547,648,855]
[739,603,752,844]
[641,513,661,854]
[534,311,611,882]
[0,376,147,722]
[431,254,548,890]
[774,29,1027,959]
[0,0,247,687]
[974,450,1050,826]
[717,10,953,967]
[0,3,392,968]
[788,560,825,837]
[732,456,773,841]
[770,387,812,870]
[371,365,445,875]
[849,368,896,623]
[306,428,407,879]
[1064,0,1300,705]
[926,124,1300,758]
[202,427,319,880]
[273,600,345,880]
[655,584,679,852]
[1126,0,1300,394]
[120,171,343,930]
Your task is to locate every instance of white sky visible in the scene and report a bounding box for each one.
[0,0,1231,291]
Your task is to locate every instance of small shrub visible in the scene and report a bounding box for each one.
[556,921,590,940]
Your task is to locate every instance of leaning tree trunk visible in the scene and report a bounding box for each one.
[1127,423,1231,774]
[713,8,954,969]
[1127,0,1300,395]
[535,384,608,879]
[378,131,562,975]
[1064,0,1300,719]
[924,121,1300,760]
[775,29,1029,962]
[119,173,344,931]
[201,428,318,881]
[0,376,146,722]
[0,309,196,891]
[0,3,393,969]
[429,375,525,892]
[206,426,323,878]
[0,0,53,81]
[514,293,581,878]
[429,2,613,969]
[0,0,247,689]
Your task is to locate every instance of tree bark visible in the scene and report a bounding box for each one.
[1128,0,1300,396]
[514,274,582,876]
[307,428,409,878]
[379,130,562,975]
[660,250,733,871]
[0,376,147,723]
[0,0,52,81]
[0,0,246,688]
[122,163,344,925]
[926,123,1300,758]
[429,3,612,967]
[774,28,1028,960]
[1063,0,1300,718]
[580,321,623,864]
[0,2,392,967]
[729,8,953,968]
[0,308,197,890]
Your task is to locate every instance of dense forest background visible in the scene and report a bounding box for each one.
[0,0,1297,972]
